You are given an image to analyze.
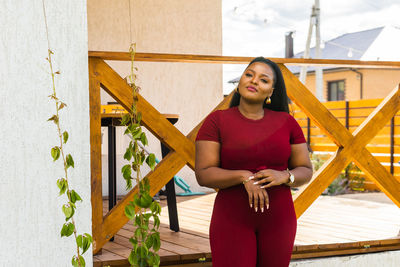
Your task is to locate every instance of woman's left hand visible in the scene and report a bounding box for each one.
[252,169,289,189]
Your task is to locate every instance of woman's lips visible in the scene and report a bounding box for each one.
[247,86,257,92]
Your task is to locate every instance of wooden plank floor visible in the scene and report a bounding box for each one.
[94,193,400,266]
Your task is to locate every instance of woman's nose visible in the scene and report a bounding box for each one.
[250,76,258,84]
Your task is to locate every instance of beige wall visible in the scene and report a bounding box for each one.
[302,68,400,101]
[87,0,222,194]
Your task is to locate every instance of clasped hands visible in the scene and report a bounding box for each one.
[243,169,290,213]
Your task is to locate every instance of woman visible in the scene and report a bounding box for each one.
[194,57,313,267]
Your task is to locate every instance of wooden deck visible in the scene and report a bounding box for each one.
[94,192,400,266]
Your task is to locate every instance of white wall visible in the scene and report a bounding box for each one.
[0,1,91,266]
[290,250,400,267]
[87,0,222,197]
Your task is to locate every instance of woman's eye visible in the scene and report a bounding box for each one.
[245,73,252,77]
[261,79,268,83]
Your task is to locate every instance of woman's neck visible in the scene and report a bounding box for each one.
[238,102,264,120]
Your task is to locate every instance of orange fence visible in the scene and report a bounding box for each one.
[291,99,400,190]
[89,51,400,255]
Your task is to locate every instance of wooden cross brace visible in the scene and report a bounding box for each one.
[89,57,400,253]
[278,64,400,217]
[89,58,233,253]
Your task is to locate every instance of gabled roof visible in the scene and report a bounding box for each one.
[228,26,400,83]
[289,25,400,74]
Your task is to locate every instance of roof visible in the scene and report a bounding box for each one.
[228,26,400,83]
[290,26,400,74]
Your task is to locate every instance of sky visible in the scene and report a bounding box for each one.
[222,0,400,94]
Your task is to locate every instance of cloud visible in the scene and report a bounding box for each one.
[222,0,400,93]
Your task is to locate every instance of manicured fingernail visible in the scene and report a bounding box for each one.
[249,175,255,180]
[253,181,259,185]
[261,207,264,213]
[255,207,258,212]
[267,204,269,209]
[260,185,266,188]
[250,203,252,208]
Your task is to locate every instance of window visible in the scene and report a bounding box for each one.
[328,80,345,101]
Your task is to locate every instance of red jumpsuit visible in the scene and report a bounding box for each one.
[196,106,306,267]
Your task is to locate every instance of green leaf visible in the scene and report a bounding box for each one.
[125,203,136,220]
[84,233,93,243]
[76,234,83,248]
[152,233,161,251]
[144,213,152,221]
[121,114,131,126]
[135,214,141,226]
[62,204,74,221]
[129,237,138,246]
[66,154,74,168]
[136,112,142,123]
[51,146,60,161]
[69,190,82,204]
[62,131,69,144]
[69,201,76,209]
[47,115,59,124]
[146,154,156,171]
[138,194,153,209]
[60,222,75,237]
[137,245,149,259]
[150,201,160,215]
[145,235,153,249]
[134,227,142,240]
[122,164,132,180]
[72,255,85,267]
[57,178,67,196]
[132,128,142,140]
[82,235,91,254]
[146,251,155,266]
[154,254,160,266]
[143,177,151,192]
[153,216,160,229]
[128,250,138,265]
[139,132,148,146]
[124,147,132,161]
[140,151,146,164]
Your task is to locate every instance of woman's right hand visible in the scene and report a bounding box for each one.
[243,173,269,213]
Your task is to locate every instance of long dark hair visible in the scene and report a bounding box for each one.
[229,57,289,113]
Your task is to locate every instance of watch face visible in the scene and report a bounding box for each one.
[289,173,295,183]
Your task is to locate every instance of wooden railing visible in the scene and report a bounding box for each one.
[291,99,400,190]
[89,51,400,254]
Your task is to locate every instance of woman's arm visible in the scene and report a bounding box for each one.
[253,143,313,188]
[196,140,270,212]
[286,143,313,187]
[195,140,253,189]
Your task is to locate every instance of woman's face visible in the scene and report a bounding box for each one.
[237,62,275,104]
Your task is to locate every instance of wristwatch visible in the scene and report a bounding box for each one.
[286,169,295,185]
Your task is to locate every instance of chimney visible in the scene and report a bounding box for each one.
[285,31,294,58]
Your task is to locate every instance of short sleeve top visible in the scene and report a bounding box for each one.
[196,106,306,173]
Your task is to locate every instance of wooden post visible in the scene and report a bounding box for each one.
[390,116,395,175]
[345,101,349,130]
[88,60,103,253]
[307,117,311,145]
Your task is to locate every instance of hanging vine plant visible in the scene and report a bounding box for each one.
[121,43,161,267]
[42,1,92,266]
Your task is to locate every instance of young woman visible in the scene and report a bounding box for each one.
[195,57,313,267]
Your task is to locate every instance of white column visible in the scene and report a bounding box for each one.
[0,1,91,266]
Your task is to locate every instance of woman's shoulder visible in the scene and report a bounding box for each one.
[206,107,237,118]
[267,109,298,123]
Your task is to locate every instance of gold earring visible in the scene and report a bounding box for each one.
[266,97,271,104]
